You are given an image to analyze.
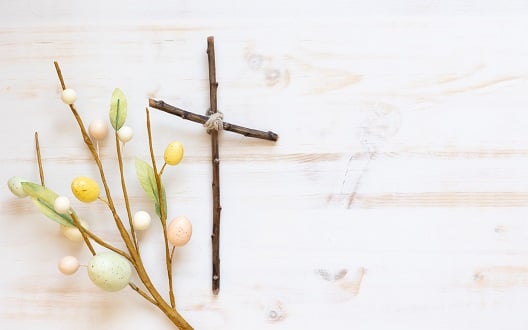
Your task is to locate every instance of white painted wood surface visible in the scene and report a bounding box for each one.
[2,1,528,329]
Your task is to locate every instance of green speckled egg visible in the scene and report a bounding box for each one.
[7,176,28,198]
[87,252,131,292]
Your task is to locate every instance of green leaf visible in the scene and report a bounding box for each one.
[109,88,127,130]
[135,158,167,218]
[21,182,76,227]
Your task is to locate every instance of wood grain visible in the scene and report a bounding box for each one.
[2,2,528,329]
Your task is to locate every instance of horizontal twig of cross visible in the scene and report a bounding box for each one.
[148,99,278,142]
[149,36,279,295]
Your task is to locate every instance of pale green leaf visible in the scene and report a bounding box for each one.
[109,88,127,130]
[135,158,167,218]
[21,182,76,227]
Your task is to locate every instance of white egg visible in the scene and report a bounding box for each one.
[133,210,151,231]
[89,119,108,140]
[60,220,89,242]
[54,196,71,213]
[117,126,133,143]
[58,256,80,275]
[167,216,192,247]
[7,176,28,198]
[87,252,131,292]
[61,88,77,105]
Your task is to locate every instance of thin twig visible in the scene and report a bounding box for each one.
[69,212,96,255]
[159,162,167,177]
[115,132,139,252]
[207,36,222,295]
[54,62,66,90]
[82,226,133,262]
[97,196,110,207]
[170,246,176,262]
[149,99,279,142]
[129,282,158,306]
[146,108,176,309]
[34,132,45,186]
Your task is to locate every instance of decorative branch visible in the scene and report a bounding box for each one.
[148,99,279,142]
[207,36,222,295]
[53,61,192,329]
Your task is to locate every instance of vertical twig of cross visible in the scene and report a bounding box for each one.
[149,36,279,295]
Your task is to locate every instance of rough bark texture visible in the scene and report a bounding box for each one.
[206,36,222,295]
[148,99,278,141]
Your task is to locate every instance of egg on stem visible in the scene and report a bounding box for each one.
[7,176,28,198]
[164,141,184,166]
[87,252,131,292]
[53,195,71,213]
[58,256,80,275]
[71,176,100,203]
[60,88,77,105]
[117,126,133,143]
[167,216,192,247]
[133,211,151,231]
[89,119,108,141]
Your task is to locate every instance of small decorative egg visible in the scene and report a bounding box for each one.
[61,88,77,105]
[133,210,151,231]
[60,220,89,242]
[58,256,80,275]
[117,126,133,143]
[163,141,184,166]
[167,216,192,247]
[89,119,108,140]
[54,196,71,213]
[71,176,100,203]
[87,252,131,292]
[7,176,28,198]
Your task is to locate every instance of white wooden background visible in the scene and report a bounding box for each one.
[2,1,528,329]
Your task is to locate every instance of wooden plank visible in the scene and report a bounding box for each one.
[2,4,528,330]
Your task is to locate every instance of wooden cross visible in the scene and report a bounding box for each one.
[149,36,279,295]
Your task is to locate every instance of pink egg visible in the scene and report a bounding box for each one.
[89,119,108,140]
[58,256,80,275]
[167,216,192,247]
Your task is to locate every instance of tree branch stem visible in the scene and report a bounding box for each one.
[207,36,222,295]
[148,99,278,142]
[115,132,139,252]
[146,108,176,309]
[34,132,45,186]
[69,211,96,256]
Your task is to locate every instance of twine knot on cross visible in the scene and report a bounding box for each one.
[204,111,224,133]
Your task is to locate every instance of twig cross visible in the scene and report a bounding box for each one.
[149,36,279,295]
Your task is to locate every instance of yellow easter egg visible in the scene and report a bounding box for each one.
[71,176,100,203]
[163,141,184,166]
